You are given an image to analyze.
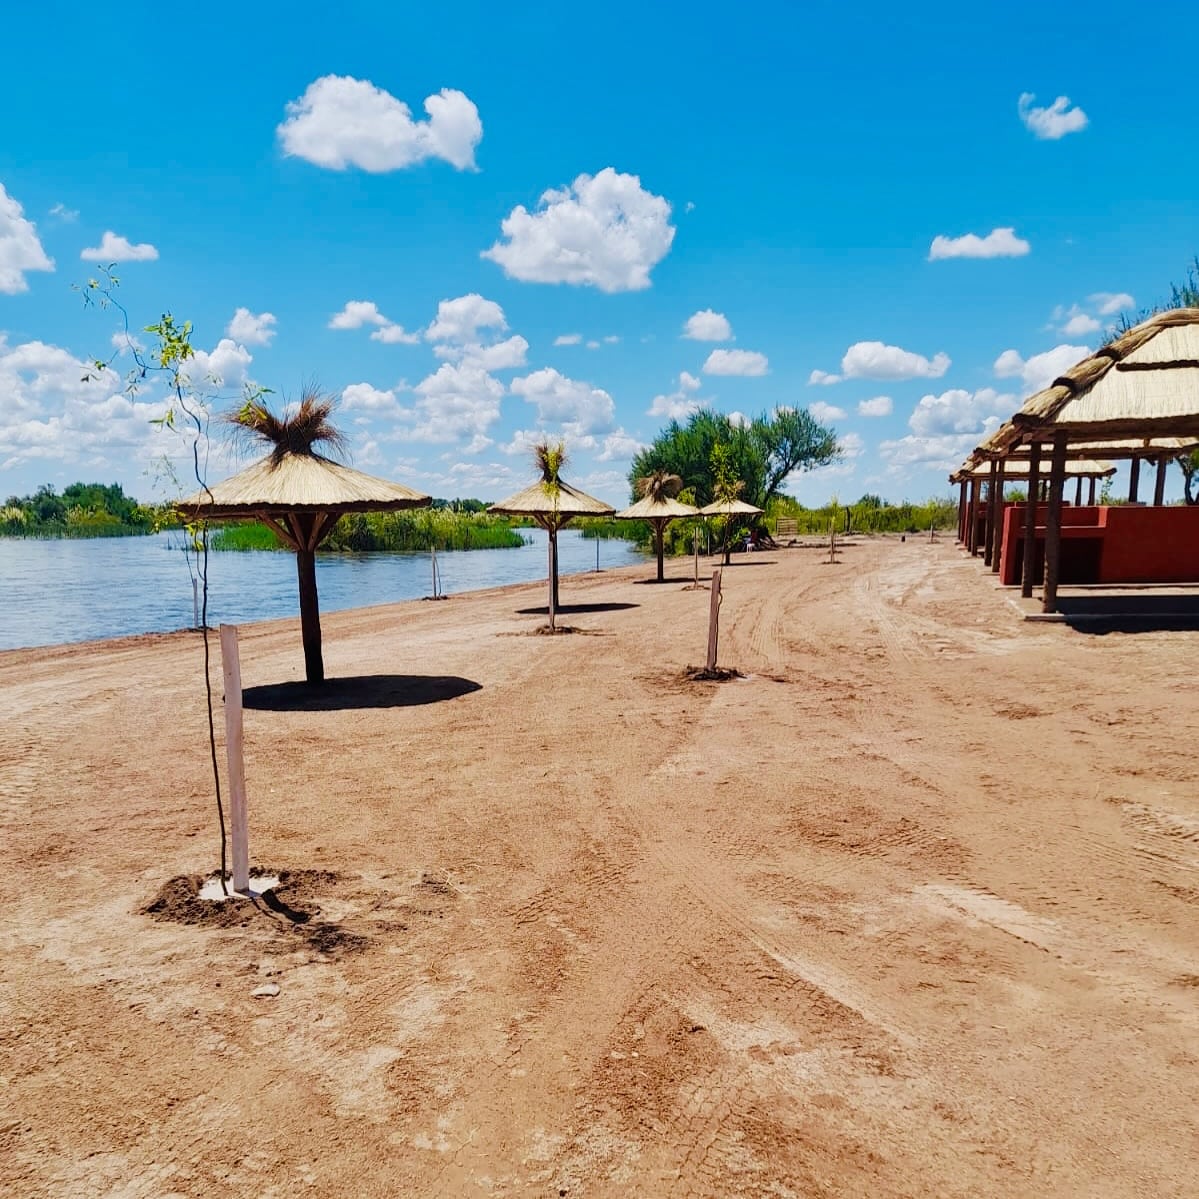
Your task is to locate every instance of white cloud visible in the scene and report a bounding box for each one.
[340,382,403,414]
[648,372,703,421]
[908,387,1016,438]
[80,231,159,263]
[437,334,529,371]
[509,367,616,434]
[808,369,841,386]
[1018,92,1088,140]
[425,293,506,343]
[328,300,418,344]
[879,432,985,473]
[405,362,506,443]
[554,333,582,346]
[683,309,732,341]
[49,202,79,222]
[993,343,1089,395]
[703,349,768,377]
[1061,311,1100,337]
[586,340,600,350]
[0,184,54,293]
[226,307,277,346]
[857,395,892,417]
[841,341,950,380]
[928,227,1030,261]
[183,339,253,389]
[277,76,482,171]
[727,411,750,429]
[1090,291,1134,316]
[597,428,646,462]
[603,335,620,344]
[809,400,846,422]
[482,167,674,292]
[679,371,701,392]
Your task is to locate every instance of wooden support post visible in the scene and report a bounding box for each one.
[957,481,967,543]
[546,522,557,630]
[1042,432,1069,615]
[1154,457,1168,506]
[1128,457,1141,503]
[654,518,666,582]
[1088,477,1097,505]
[991,463,1005,574]
[983,460,999,566]
[1021,441,1041,598]
[1074,476,1083,506]
[219,624,249,894]
[967,477,982,555]
[706,568,722,671]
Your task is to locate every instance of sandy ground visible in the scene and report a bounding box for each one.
[2,537,1197,1199]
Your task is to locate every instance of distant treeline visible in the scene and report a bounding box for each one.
[210,507,528,553]
[1,482,164,538]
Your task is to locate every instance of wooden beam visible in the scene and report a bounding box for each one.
[1088,476,1097,505]
[1128,457,1141,503]
[1074,476,1083,505]
[991,463,1005,574]
[1042,432,1069,614]
[219,624,249,893]
[957,480,968,543]
[1154,457,1169,506]
[967,477,982,556]
[1021,441,1041,598]
[983,459,999,566]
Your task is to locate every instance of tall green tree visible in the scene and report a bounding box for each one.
[629,407,838,509]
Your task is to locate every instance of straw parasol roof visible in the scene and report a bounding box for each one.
[973,426,1199,463]
[178,452,430,517]
[489,479,615,519]
[617,494,700,520]
[990,308,1199,447]
[951,458,1115,483]
[699,498,764,516]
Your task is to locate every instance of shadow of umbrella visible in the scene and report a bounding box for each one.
[242,674,482,711]
[514,602,639,615]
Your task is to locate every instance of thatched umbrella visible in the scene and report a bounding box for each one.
[489,442,614,630]
[178,390,430,683]
[617,472,699,582]
[699,497,765,564]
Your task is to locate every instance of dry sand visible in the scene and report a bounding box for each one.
[2,538,1197,1198]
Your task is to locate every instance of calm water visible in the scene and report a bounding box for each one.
[0,529,643,651]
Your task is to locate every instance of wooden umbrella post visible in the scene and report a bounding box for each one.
[546,519,557,631]
[1021,442,1041,598]
[706,568,722,671]
[219,624,250,894]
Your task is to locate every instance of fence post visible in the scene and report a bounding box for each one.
[706,568,722,671]
[219,624,250,893]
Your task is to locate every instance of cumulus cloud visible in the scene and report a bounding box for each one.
[683,309,732,341]
[278,76,482,171]
[554,333,582,346]
[597,428,646,462]
[80,231,159,263]
[1061,311,1100,337]
[436,334,529,372]
[328,300,418,344]
[482,167,674,292]
[1090,291,1134,316]
[857,395,892,417]
[703,349,768,377]
[809,400,846,422]
[928,227,1030,261]
[1018,92,1088,140]
[878,432,985,473]
[49,202,79,223]
[808,369,841,386]
[0,184,54,293]
[340,382,404,414]
[648,372,703,420]
[404,362,506,443]
[841,341,950,380]
[908,387,1016,438]
[425,294,507,344]
[679,371,701,392]
[993,343,1089,395]
[182,339,254,389]
[509,367,616,435]
[226,307,277,346]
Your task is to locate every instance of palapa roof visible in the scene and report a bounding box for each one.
[975,425,1199,463]
[699,498,764,516]
[993,308,1199,447]
[616,494,700,520]
[950,457,1115,483]
[489,478,615,520]
[177,452,431,518]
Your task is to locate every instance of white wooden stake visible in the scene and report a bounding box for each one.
[219,623,249,893]
[706,568,722,671]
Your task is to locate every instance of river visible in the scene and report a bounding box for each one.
[0,529,644,651]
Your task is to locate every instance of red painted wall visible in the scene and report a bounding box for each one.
[998,503,1199,585]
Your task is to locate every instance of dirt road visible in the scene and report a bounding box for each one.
[2,538,1196,1197]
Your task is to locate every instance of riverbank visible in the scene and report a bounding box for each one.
[3,539,1197,1197]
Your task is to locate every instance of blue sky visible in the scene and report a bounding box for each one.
[3,0,1198,507]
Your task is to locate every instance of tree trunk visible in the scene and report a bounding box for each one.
[296,547,324,683]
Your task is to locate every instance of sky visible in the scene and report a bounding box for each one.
[3,0,1199,508]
